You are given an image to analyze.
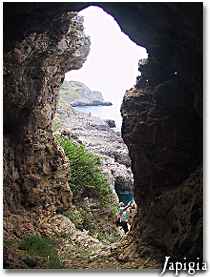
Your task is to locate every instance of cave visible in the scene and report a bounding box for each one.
[3,3,203,269]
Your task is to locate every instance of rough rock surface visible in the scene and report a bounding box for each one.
[4,2,203,268]
[4,11,90,238]
[120,75,202,260]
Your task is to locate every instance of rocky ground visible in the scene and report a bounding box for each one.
[49,215,159,270]
[4,212,160,270]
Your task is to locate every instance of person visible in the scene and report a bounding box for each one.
[115,202,132,234]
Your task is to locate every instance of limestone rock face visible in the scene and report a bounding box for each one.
[118,3,203,260]
[120,85,202,259]
[4,11,90,233]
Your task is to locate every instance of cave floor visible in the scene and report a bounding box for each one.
[59,238,160,271]
[4,214,160,270]
[62,255,160,271]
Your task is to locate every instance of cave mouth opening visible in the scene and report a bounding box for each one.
[63,6,148,132]
[55,6,148,241]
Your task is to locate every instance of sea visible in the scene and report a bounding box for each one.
[73,102,123,132]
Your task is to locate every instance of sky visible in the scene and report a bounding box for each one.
[65,6,148,104]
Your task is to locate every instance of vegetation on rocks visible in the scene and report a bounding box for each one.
[18,235,63,269]
[64,205,120,244]
[55,134,121,244]
[56,135,114,208]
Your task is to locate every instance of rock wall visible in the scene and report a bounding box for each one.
[120,84,202,260]
[4,10,90,238]
[119,4,203,261]
[4,2,203,265]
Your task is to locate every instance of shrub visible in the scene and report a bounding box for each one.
[56,135,112,207]
[19,235,63,269]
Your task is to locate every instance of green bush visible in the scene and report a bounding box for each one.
[56,135,112,207]
[19,235,63,269]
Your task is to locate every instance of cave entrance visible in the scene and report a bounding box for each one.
[63,6,148,132]
[3,2,203,269]
[55,6,147,243]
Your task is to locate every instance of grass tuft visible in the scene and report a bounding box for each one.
[19,235,63,269]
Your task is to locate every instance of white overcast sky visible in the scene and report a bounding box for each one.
[65,6,148,103]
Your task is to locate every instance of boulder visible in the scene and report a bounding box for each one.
[105,119,116,128]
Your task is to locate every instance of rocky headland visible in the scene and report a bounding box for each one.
[60,80,112,107]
